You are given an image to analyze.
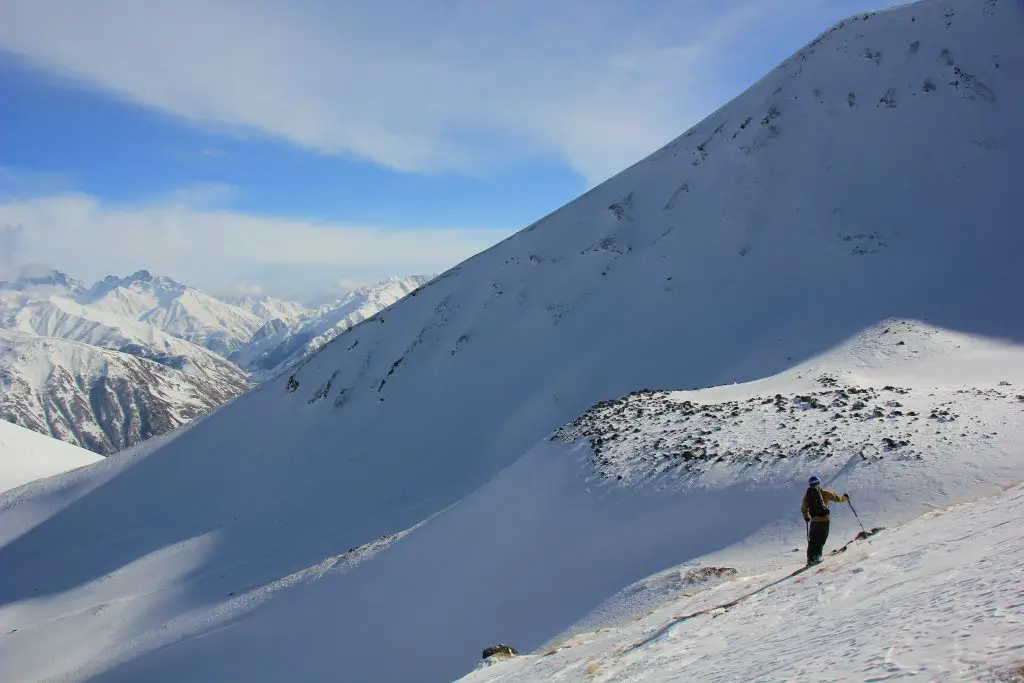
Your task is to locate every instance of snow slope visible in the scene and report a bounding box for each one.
[460,482,1024,683]
[0,0,1021,681]
[230,276,431,378]
[1,322,1020,683]
[0,420,101,494]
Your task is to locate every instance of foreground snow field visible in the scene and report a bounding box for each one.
[460,482,1024,683]
[0,0,1021,680]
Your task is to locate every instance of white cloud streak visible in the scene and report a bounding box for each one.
[0,0,834,184]
[0,193,510,294]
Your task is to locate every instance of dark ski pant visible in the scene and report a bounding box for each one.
[807,520,830,563]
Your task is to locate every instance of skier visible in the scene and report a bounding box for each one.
[801,475,848,566]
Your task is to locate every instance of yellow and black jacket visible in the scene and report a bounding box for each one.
[801,486,848,522]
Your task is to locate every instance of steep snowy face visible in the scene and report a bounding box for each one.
[230,276,431,378]
[154,0,1022,561]
[0,329,248,454]
[0,420,102,493]
[0,0,1021,680]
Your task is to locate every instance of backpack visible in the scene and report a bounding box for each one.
[805,486,829,518]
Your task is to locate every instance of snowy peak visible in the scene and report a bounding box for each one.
[311,276,430,320]
[79,271,264,355]
[217,294,311,325]
[85,269,186,302]
[0,267,85,294]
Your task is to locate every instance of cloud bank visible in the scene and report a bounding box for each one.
[0,192,510,294]
[0,0,830,184]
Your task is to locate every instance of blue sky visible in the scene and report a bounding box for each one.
[0,0,898,298]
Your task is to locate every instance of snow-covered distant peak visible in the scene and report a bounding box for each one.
[216,293,311,325]
[75,271,266,355]
[84,270,187,303]
[0,266,86,295]
[232,275,432,378]
[314,275,431,314]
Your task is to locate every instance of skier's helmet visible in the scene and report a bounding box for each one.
[808,475,821,486]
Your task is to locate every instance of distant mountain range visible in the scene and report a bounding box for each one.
[231,277,431,379]
[0,269,429,453]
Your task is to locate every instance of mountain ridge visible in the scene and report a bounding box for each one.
[0,269,429,453]
[0,0,1020,680]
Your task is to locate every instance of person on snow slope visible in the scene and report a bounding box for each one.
[801,475,848,566]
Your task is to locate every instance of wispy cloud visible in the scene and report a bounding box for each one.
[161,182,238,209]
[0,223,25,280]
[0,0,836,184]
[0,192,510,293]
[0,166,76,200]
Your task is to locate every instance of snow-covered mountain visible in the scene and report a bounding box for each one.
[0,329,247,454]
[217,293,312,328]
[0,273,254,453]
[0,269,424,452]
[231,276,431,378]
[0,266,87,295]
[80,270,306,356]
[0,419,102,494]
[0,1,1021,681]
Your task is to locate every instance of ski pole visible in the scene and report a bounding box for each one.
[848,498,871,542]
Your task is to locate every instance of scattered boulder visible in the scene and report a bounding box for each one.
[482,644,519,660]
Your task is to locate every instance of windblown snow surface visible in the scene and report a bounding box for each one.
[0,0,1022,681]
[0,420,101,494]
